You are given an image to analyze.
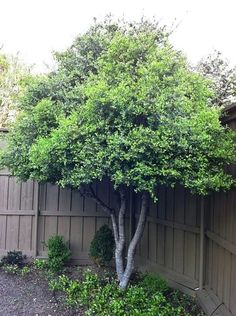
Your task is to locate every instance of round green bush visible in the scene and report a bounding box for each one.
[45,235,71,273]
[89,225,115,266]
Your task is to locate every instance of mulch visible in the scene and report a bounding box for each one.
[0,270,80,316]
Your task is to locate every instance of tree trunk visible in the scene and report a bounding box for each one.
[118,192,148,289]
[83,185,149,289]
[113,188,126,282]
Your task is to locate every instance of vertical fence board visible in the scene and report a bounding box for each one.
[82,217,96,252]
[59,188,71,212]
[0,176,8,209]
[229,255,236,315]
[0,216,6,249]
[45,184,59,211]
[6,216,19,249]
[44,216,57,242]
[58,217,70,242]
[8,178,21,210]
[157,225,165,265]
[148,222,157,262]
[71,190,83,212]
[223,250,231,309]
[20,181,34,210]
[184,232,196,279]
[70,217,83,256]
[165,227,173,269]
[140,222,148,260]
[37,216,45,253]
[18,216,32,250]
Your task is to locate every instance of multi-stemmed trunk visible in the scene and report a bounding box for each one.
[111,191,148,289]
[83,184,149,290]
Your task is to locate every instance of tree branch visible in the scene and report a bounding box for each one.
[79,184,113,215]
[79,184,119,244]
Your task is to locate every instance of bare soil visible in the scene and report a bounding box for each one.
[0,269,80,316]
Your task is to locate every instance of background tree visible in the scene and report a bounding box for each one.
[1,19,236,289]
[0,52,31,128]
[197,51,236,107]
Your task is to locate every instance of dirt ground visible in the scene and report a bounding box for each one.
[0,270,80,316]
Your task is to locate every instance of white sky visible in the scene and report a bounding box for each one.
[0,0,236,73]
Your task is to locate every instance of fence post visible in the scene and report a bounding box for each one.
[199,196,205,290]
[33,182,39,257]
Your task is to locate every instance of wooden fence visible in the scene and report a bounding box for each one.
[0,105,236,316]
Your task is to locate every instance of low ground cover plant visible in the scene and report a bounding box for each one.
[0,250,30,276]
[0,250,26,267]
[34,258,48,270]
[49,269,204,316]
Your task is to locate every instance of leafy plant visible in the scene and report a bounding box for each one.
[1,250,26,267]
[20,266,30,276]
[90,225,115,266]
[44,235,71,273]
[138,273,168,294]
[2,264,19,274]
[49,270,203,316]
[34,258,48,270]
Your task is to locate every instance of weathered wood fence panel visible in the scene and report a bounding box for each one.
[135,186,201,291]
[0,174,37,256]
[37,182,112,263]
[0,176,112,263]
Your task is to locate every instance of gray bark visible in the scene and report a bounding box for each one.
[83,184,149,289]
[114,188,126,281]
[118,192,148,289]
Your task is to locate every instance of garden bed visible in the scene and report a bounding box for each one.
[0,262,205,316]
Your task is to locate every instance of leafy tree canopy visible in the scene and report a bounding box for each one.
[197,51,236,107]
[1,18,236,289]
[0,52,32,128]
[1,19,235,197]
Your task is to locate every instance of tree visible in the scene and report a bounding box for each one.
[1,19,236,289]
[0,52,32,128]
[197,51,236,107]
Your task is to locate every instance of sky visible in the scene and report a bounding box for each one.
[0,0,236,73]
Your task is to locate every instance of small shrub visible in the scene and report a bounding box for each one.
[34,258,48,270]
[20,266,30,276]
[89,225,115,266]
[1,250,26,267]
[44,235,71,273]
[2,264,19,274]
